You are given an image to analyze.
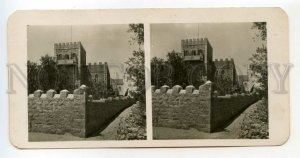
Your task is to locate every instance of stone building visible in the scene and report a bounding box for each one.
[87,62,111,92]
[111,78,124,96]
[54,41,111,96]
[179,38,238,95]
[213,58,238,95]
[181,38,214,87]
[238,75,249,92]
[55,42,88,91]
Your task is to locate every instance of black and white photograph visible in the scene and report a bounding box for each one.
[151,23,268,139]
[7,8,290,148]
[27,24,146,141]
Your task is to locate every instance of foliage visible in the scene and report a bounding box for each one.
[252,22,267,41]
[57,66,73,91]
[215,76,233,95]
[27,61,40,94]
[128,24,144,46]
[239,99,269,139]
[151,51,188,88]
[125,24,145,102]
[27,54,78,93]
[37,55,59,91]
[166,50,188,87]
[151,57,169,88]
[116,102,146,140]
[249,22,268,97]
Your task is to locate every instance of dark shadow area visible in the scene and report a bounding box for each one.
[86,105,131,137]
[212,100,259,133]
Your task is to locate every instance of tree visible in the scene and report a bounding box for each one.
[128,24,144,46]
[27,54,75,93]
[166,50,188,87]
[38,54,59,91]
[125,24,145,102]
[249,22,268,97]
[151,57,168,88]
[27,60,40,94]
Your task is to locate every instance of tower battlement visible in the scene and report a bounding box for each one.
[88,62,108,71]
[54,42,81,49]
[181,38,208,45]
[214,58,235,66]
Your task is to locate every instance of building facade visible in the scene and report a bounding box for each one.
[181,38,214,88]
[87,62,110,91]
[54,42,111,96]
[55,42,88,91]
[213,58,237,95]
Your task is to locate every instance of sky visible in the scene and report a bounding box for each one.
[27,25,139,79]
[150,23,263,75]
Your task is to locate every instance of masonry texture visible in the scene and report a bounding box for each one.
[85,97,135,136]
[28,85,134,138]
[152,81,259,132]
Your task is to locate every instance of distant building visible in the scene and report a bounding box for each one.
[181,38,214,87]
[111,78,124,96]
[238,75,248,92]
[87,62,110,92]
[123,72,136,97]
[214,58,237,94]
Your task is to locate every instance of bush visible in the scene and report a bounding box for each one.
[116,102,146,140]
[239,99,269,139]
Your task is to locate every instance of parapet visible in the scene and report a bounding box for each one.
[54,41,81,49]
[181,38,208,45]
[152,81,212,96]
[29,85,88,99]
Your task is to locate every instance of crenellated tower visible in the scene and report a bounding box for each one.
[54,42,87,90]
[181,38,213,87]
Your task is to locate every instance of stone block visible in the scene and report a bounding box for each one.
[46,89,57,99]
[186,85,195,94]
[192,90,200,95]
[166,89,173,94]
[60,89,69,98]
[34,90,43,98]
[160,85,169,94]
[88,95,93,101]
[73,88,80,95]
[172,85,182,94]
[79,85,87,94]
[40,94,47,98]
[199,81,212,91]
[179,90,186,95]
[154,89,161,94]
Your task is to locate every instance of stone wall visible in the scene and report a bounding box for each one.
[152,81,259,132]
[211,93,259,131]
[28,85,134,138]
[85,96,135,136]
[28,88,87,137]
[152,82,212,132]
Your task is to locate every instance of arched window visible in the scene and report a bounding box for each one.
[57,54,62,60]
[95,74,98,82]
[71,53,76,59]
[198,49,202,55]
[64,54,69,60]
[192,50,196,56]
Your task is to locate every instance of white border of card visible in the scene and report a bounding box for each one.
[8,8,289,148]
